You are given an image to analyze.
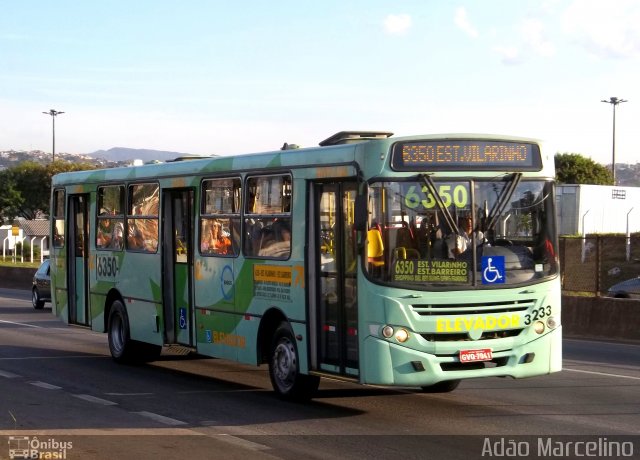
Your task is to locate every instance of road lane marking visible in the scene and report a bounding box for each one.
[29,381,62,390]
[73,394,118,406]
[133,411,187,426]
[105,392,154,396]
[209,433,272,451]
[0,370,21,378]
[564,368,640,380]
[194,426,272,451]
[0,319,41,328]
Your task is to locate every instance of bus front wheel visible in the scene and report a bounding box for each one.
[268,322,319,401]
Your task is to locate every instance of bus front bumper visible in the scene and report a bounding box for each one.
[361,326,562,387]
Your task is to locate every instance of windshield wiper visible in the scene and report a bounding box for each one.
[485,173,522,232]
[419,174,459,234]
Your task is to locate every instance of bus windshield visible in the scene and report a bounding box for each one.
[366,178,557,288]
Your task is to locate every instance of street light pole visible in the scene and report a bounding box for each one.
[601,97,627,185]
[42,109,65,163]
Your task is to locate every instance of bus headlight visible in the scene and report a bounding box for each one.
[546,316,558,329]
[533,321,545,334]
[382,325,394,338]
[395,328,409,343]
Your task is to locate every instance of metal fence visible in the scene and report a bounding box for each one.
[560,235,640,296]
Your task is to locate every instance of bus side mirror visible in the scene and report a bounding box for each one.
[354,195,368,231]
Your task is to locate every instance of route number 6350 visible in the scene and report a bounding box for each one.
[404,184,468,210]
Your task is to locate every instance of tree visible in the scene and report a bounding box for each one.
[3,160,96,220]
[554,153,613,185]
[0,170,24,225]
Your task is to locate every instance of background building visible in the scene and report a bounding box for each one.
[556,185,640,235]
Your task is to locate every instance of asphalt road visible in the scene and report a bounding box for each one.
[0,288,639,459]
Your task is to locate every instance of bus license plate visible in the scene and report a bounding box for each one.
[460,348,493,363]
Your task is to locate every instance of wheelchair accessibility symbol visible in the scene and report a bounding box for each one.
[481,256,505,284]
[179,307,187,329]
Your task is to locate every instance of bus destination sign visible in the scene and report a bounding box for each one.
[391,140,542,171]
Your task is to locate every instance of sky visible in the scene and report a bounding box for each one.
[1,0,639,166]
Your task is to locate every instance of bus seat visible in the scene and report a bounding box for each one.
[395,225,416,250]
[394,247,420,260]
[367,229,384,267]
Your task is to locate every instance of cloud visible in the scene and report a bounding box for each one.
[383,14,412,36]
[454,7,478,38]
[493,45,522,65]
[521,18,555,57]
[492,17,554,64]
[563,0,640,58]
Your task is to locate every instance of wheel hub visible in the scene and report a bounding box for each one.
[274,339,297,390]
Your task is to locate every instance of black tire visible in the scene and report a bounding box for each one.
[107,300,137,363]
[108,300,162,363]
[32,288,45,310]
[421,379,461,393]
[269,322,320,401]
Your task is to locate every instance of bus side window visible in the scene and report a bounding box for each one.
[258,220,291,258]
[244,174,292,259]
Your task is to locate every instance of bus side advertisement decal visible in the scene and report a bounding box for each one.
[253,265,293,302]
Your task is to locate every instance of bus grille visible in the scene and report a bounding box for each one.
[410,299,535,316]
[420,328,523,342]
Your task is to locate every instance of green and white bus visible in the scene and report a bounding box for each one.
[50,131,561,399]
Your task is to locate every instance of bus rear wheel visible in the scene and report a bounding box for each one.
[269,322,319,401]
[420,379,461,393]
[107,301,162,363]
[108,300,136,363]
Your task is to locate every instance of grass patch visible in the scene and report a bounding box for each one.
[0,259,40,268]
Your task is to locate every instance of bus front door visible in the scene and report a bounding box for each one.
[67,194,90,326]
[313,182,359,378]
[162,189,195,347]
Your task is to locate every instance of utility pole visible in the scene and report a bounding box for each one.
[42,109,65,163]
[600,97,627,185]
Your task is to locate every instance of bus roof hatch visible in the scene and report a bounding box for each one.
[319,131,393,147]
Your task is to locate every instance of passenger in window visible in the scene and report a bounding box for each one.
[110,222,124,250]
[97,219,112,248]
[97,210,115,248]
[127,224,144,250]
[202,220,231,255]
[417,213,443,258]
[259,221,291,257]
[446,216,483,259]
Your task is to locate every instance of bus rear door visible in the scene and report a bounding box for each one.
[162,189,195,347]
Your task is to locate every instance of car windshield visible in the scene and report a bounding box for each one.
[365,178,557,288]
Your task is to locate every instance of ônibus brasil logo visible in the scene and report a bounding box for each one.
[8,436,73,459]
